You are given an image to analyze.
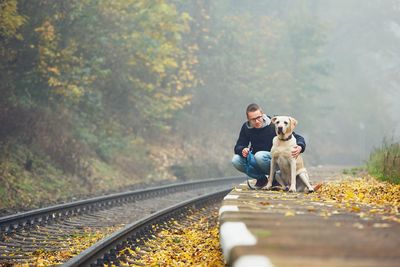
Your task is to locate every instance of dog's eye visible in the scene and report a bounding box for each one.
[276,121,280,124]
[284,121,288,125]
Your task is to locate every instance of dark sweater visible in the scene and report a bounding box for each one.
[234,120,306,156]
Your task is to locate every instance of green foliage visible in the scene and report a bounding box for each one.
[1,0,198,118]
[0,0,26,38]
[0,0,204,210]
[0,0,199,175]
[367,140,400,184]
[342,166,366,176]
[95,136,127,163]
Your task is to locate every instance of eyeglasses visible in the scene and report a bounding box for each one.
[248,115,263,123]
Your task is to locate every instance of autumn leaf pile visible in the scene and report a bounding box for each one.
[12,226,118,266]
[316,175,400,207]
[118,208,224,267]
[314,175,400,222]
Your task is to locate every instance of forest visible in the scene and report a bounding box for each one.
[1,0,399,210]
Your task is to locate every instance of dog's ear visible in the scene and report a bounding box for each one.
[271,116,278,124]
[290,117,298,128]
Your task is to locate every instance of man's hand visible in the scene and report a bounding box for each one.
[291,145,302,159]
[242,147,250,157]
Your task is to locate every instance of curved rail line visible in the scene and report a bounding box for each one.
[0,176,242,265]
[0,176,242,233]
[62,188,229,267]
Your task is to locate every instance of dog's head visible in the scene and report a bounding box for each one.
[271,116,297,137]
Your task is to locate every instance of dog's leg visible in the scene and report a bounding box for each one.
[288,159,297,192]
[295,175,306,192]
[265,157,276,190]
[298,172,314,193]
[274,171,286,188]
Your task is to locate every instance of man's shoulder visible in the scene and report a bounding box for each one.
[265,123,276,131]
[251,124,275,134]
[240,122,249,130]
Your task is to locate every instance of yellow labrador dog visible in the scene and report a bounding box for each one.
[265,116,314,193]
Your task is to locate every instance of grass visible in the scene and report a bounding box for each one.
[0,136,172,212]
[342,166,367,176]
[0,145,88,210]
[0,143,121,211]
[367,140,400,184]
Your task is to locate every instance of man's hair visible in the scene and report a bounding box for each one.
[246,103,263,115]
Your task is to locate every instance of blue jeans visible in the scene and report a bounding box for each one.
[231,151,272,179]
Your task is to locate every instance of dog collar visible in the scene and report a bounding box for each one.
[278,134,292,141]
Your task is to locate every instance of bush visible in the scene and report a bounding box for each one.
[367,140,400,184]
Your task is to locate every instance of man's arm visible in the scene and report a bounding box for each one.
[293,132,306,153]
[234,124,249,156]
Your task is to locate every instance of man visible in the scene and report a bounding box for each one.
[232,103,306,189]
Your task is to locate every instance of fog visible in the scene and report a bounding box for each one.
[178,0,400,168]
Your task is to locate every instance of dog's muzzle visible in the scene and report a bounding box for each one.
[277,127,283,134]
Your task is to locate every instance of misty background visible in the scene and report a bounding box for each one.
[186,0,400,168]
[1,0,400,208]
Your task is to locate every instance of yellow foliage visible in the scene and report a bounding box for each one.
[47,66,61,75]
[0,0,27,39]
[3,0,199,127]
[35,21,56,42]
[315,175,400,224]
[12,226,119,266]
[163,57,179,69]
[317,175,400,208]
[122,210,224,266]
[67,84,84,99]
[48,77,62,87]
[34,20,90,103]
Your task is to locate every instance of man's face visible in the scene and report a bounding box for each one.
[247,110,264,128]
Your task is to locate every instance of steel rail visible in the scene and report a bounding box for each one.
[62,188,229,267]
[0,176,243,233]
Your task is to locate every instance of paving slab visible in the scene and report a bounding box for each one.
[219,165,400,267]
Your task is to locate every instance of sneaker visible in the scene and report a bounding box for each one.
[271,185,285,191]
[254,177,267,189]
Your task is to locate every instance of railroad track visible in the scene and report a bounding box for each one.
[0,176,242,265]
[63,189,228,267]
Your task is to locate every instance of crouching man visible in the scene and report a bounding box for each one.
[232,103,306,189]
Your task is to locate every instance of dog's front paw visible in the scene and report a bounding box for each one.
[265,183,273,190]
[288,186,297,193]
[307,187,315,193]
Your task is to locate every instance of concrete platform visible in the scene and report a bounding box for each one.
[219,166,400,267]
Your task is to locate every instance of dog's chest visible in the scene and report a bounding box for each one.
[271,137,296,159]
[271,141,296,176]
[271,145,292,158]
